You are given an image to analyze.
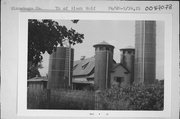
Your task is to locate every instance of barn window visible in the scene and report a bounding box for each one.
[114,77,124,87]
[106,47,110,51]
[73,64,78,70]
[99,47,103,50]
[127,50,131,54]
[82,62,89,70]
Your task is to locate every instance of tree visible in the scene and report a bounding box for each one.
[28,19,84,78]
[28,62,42,79]
[28,19,84,66]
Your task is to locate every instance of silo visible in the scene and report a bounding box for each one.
[120,47,135,85]
[134,21,156,84]
[93,41,114,90]
[47,47,74,89]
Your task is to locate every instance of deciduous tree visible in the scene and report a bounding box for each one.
[28,19,84,78]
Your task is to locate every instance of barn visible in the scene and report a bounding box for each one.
[72,41,134,90]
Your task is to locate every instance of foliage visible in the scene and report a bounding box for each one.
[27,81,164,110]
[28,19,84,66]
[27,65,41,79]
[28,62,42,79]
[100,82,164,110]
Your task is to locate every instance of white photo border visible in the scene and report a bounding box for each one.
[18,12,172,117]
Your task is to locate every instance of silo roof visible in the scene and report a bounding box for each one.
[120,46,135,51]
[93,41,114,48]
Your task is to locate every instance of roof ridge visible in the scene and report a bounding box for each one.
[74,56,94,62]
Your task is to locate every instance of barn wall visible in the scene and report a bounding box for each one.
[110,66,129,87]
[28,81,47,93]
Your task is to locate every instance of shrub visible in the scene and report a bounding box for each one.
[100,82,164,110]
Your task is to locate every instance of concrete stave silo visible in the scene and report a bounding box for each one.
[93,41,114,90]
[47,47,74,89]
[120,47,135,85]
[134,21,156,85]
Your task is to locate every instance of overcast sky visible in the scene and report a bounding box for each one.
[39,20,164,80]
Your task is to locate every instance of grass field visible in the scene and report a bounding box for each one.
[27,83,164,110]
[27,89,95,109]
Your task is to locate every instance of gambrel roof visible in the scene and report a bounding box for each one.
[73,57,95,77]
[73,56,129,77]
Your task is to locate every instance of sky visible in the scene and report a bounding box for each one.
[39,20,164,80]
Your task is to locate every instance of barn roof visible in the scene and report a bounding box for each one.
[73,57,95,77]
[72,80,94,84]
[73,56,128,77]
[28,76,48,82]
[111,63,130,73]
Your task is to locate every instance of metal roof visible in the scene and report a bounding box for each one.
[73,57,128,77]
[28,77,48,82]
[72,80,94,84]
[111,63,130,73]
[120,46,135,51]
[73,57,95,76]
[93,41,114,48]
